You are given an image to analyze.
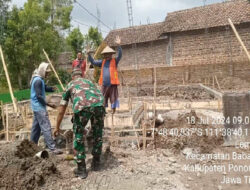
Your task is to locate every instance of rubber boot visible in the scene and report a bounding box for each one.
[74,160,88,179]
[91,155,101,171]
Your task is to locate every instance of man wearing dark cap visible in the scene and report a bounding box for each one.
[54,68,105,179]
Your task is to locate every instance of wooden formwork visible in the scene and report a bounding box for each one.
[0,84,224,150]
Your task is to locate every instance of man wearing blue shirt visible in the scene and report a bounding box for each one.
[30,62,62,154]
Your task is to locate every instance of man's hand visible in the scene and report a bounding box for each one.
[53,128,61,137]
[52,86,59,92]
[47,103,57,109]
[115,36,121,45]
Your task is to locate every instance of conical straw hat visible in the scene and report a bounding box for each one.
[101,46,116,54]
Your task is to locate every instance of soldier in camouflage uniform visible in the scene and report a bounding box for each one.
[54,68,105,179]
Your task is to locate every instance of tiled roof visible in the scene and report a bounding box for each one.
[163,0,250,33]
[104,22,164,46]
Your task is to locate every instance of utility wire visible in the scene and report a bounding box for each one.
[72,19,109,33]
[74,0,112,30]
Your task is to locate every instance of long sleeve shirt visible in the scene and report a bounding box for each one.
[34,80,54,106]
[88,46,122,86]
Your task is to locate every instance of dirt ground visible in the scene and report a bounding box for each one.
[1,112,250,190]
[1,142,249,190]
[125,86,215,101]
[0,140,58,190]
[212,76,250,92]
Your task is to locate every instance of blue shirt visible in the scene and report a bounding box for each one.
[30,76,54,111]
[88,46,122,86]
[30,77,46,111]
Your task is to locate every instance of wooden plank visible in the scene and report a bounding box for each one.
[199,83,223,99]
[8,131,31,134]
[106,128,153,133]
[109,136,153,141]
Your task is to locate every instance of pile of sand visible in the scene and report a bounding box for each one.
[0,140,58,190]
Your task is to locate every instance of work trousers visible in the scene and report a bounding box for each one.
[73,106,105,162]
[30,110,56,150]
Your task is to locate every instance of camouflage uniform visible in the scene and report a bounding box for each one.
[60,78,105,162]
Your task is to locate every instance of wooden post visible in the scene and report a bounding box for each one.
[111,113,115,146]
[144,102,148,120]
[143,124,146,150]
[5,105,9,141]
[212,76,215,88]
[0,46,17,113]
[228,18,250,62]
[215,76,221,90]
[1,101,5,131]
[152,67,157,139]
[43,49,65,91]
[120,83,124,98]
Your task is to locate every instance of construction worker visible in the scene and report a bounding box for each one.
[54,68,105,179]
[30,62,62,154]
[72,51,86,77]
[87,36,122,114]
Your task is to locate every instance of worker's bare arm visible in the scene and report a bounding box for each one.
[54,105,67,136]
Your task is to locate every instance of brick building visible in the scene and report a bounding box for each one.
[105,0,250,68]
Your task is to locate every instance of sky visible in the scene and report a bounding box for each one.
[11,0,224,37]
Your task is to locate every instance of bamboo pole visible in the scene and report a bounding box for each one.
[43,49,65,91]
[5,105,9,141]
[0,46,17,112]
[228,18,250,62]
[215,76,221,90]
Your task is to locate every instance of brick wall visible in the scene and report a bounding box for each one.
[117,39,168,68]
[171,23,250,66]
[117,23,250,68]
[119,61,250,87]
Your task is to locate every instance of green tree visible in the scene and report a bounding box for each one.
[0,0,11,45]
[84,27,103,83]
[4,6,25,88]
[44,0,73,29]
[66,28,84,56]
[84,27,103,50]
[3,0,73,89]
